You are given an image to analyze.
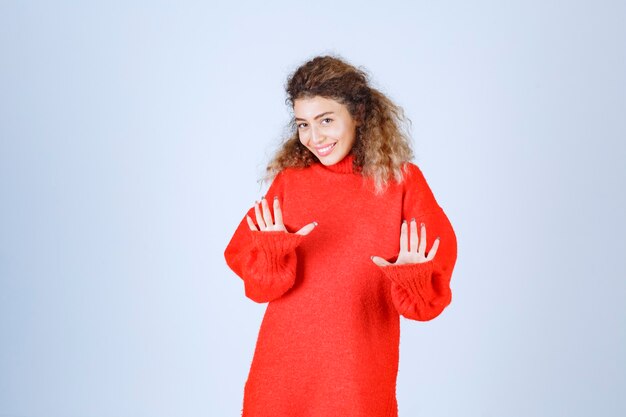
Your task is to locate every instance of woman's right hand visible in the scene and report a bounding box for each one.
[246,196,317,236]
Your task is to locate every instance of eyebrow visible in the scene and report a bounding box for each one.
[294,111,335,122]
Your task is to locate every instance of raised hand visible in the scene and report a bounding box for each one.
[246,196,317,236]
[371,218,440,267]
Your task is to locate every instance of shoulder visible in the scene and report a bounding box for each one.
[268,165,310,190]
[278,164,313,181]
[398,160,438,205]
[399,161,428,187]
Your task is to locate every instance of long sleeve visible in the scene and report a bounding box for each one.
[378,163,458,321]
[223,171,305,303]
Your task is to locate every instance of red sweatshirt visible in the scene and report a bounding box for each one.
[224,152,457,417]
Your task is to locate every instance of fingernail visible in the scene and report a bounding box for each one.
[313,221,318,226]
[436,236,440,240]
[411,217,415,222]
[370,256,374,260]
[403,219,407,224]
[274,196,278,200]
[421,222,425,227]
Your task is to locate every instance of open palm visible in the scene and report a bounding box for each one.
[246,196,317,236]
[371,218,440,266]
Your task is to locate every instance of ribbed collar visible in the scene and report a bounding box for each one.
[319,153,357,174]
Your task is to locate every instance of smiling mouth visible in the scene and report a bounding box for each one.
[316,142,337,155]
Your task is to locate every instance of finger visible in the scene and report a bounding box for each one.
[427,237,440,261]
[418,222,427,254]
[261,197,273,226]
[246,215,258,231]
[371,255,391,267]
[410,218,418,253]
[254,201,266,230]
[399,220,408,253]
[273,197,284,226]
[296,221,317,236]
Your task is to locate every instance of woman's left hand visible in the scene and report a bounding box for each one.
[371,218,440,267]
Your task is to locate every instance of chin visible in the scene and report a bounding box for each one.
[320,154,343,165]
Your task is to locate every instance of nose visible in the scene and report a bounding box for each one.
[310,126,324,144]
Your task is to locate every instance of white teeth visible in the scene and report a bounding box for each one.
[318,143,336,153]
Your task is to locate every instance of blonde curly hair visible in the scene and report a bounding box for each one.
[262,54,415,195]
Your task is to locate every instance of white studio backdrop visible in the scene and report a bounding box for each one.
[1,1,624,416]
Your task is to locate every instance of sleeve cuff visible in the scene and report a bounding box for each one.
[249,230,305,257]
[377,261,434,296]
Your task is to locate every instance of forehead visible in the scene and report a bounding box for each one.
[293,96,347,117]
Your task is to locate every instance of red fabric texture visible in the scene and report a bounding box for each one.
[224,152,458,416]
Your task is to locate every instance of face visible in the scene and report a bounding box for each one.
[293,96,359,165]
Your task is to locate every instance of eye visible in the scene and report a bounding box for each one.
[321,118,332,124]
[297,122,307,129]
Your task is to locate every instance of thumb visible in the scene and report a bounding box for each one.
[295,221,318,236]
[371,256,391,267]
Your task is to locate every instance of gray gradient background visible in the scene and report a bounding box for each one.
[1,1,624,416]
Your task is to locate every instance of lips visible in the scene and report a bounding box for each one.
[316,142,337,156]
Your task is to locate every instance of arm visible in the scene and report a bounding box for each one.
[378,164,458,321]
[223,171,305,303]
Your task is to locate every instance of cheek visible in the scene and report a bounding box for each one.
[337,126,353,140]
[325,125,343,138]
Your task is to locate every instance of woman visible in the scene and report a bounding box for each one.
[223,55,458,417]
